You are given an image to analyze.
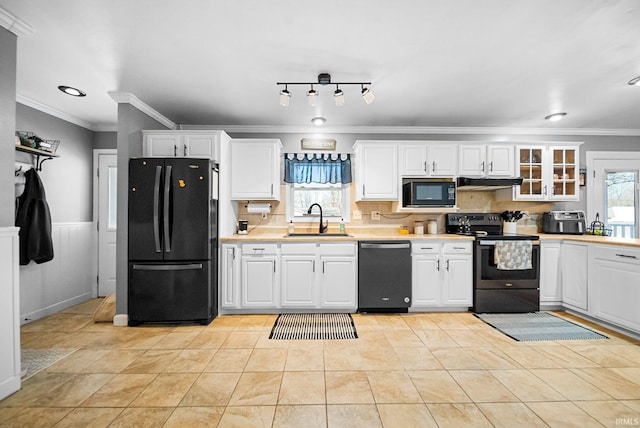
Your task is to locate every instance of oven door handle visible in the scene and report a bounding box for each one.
[478,240,540,246]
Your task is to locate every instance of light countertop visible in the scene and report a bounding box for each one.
[220,228,640,248]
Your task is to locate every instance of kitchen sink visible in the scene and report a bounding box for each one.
[284,233,352,237]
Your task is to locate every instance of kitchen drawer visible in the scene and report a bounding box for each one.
[442,242,472,254]
[281,243,317,255]
[320,243,356,256]
[592,245,640,265]
[411,241,442,254]
[242,243,278,255]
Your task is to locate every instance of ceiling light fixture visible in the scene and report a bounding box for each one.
[361,84,375,104]
[628,76,640,86]
[545,112,567,122]
[334,85,345,107]
[311,116,326,126]
[307,85,318,107]
[279,85,290,107]
[58,85,86,97]
[277,73,373,107]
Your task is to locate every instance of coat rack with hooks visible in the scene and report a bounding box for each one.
[15,145,59,171]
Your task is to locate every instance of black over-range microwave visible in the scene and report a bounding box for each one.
[402,178,456,208]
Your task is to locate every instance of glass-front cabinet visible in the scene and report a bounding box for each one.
[514,144,580,201]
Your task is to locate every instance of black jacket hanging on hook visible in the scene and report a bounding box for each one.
[15,168,54,265]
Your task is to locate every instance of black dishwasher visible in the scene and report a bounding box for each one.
[358,241,412,312]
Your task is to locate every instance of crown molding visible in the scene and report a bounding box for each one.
[198,124,640,137]
[16,94,99,131]
[0,7,35,37]
[108,92,176,130]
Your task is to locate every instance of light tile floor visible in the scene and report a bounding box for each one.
[1,300,640,427]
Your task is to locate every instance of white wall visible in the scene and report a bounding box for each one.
[19,222,95,323]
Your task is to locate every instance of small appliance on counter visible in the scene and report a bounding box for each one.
[237,219,248,235]
[542,211,586,235]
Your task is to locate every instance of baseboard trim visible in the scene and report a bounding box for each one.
[0,375,20,401]
[21,293,92,325]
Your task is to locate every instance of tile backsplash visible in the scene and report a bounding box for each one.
[235,183,554,234]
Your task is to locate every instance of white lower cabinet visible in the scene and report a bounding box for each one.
[589,245,640,332]
[540,241,562,305]
[220,244,241,309]
[412,241,472,308]
[221,241,357,311]
[241,244,279,308]
[281,243,317,307]
[319,244,357,309]
[560,242,588,311]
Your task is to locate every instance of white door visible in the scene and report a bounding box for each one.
[96,152,118,296]
[591,158,640,238]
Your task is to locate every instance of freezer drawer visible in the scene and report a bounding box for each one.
[128,261,214,325]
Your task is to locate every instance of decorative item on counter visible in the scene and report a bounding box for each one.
[340,218,345,234]
[399,226,409,235]
[238,219,248,235]
[428,220,437,235]
[414,221,424,235]
[587,213,612,236]
[288,220,295,234]
[500,210,523,234]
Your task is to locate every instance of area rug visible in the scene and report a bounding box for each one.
[475,312,608,342]
[21,348,78,380]
[269,313,358,340]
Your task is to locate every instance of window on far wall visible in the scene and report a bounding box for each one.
[287,182,350,223]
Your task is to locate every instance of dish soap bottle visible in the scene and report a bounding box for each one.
[340,218,346,234]
[288,220,295,234]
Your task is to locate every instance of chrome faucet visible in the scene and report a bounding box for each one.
[307,203,328,234]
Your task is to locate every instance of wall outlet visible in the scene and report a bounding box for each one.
[371,211,381,220]
[353,210,362,220]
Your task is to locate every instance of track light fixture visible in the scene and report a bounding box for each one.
[277,73,373,107]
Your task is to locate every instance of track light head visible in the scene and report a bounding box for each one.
[307,86,318,107]
[279,86,291,107]
[361,85,375,104]
[334,86,345,107]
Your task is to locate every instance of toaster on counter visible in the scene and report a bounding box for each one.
[542,211,586,235]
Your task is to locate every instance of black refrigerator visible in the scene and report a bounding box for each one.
[128,158,218,326]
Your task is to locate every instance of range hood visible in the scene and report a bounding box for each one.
[456,176,523,191]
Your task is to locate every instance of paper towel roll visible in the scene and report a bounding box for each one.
[246,202,271,214]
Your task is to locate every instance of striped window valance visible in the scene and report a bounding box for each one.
[283,153,352,184]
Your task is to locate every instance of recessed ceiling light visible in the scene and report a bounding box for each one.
[58,85,86,97]
[545,112,567,122]
[628,76,640,86]
[311,116,326,126]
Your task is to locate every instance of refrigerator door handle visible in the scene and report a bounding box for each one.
[153,165,162,253]
[164,165,172,253]
[132,263,203,271]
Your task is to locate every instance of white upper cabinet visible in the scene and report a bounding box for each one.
[458,144,514,177]
[354,141,398,201]
[512,144,580,201]
[399,143,456,177]
[143,130,221,161]
[230,139,282,200]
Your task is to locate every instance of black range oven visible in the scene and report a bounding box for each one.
[446,213,540,313]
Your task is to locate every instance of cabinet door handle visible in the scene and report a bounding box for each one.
[362,184,365,196]
[481,161,485,172]
[616,253,638,259]
[446,260,450,271]
[452,247,466,250]
[432,161,436,172]
[543,185,548,196]
[489,161,494,172]
[173,144,177,157]
[183,143,187,157]
[272,260,276,273]
[421,247,434,250]
[322,261,325,273]
[231,248,235,259]
[436,259,440,271]
[313,260,315,272]
[423,161,427,172]
[270,183,273,196]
